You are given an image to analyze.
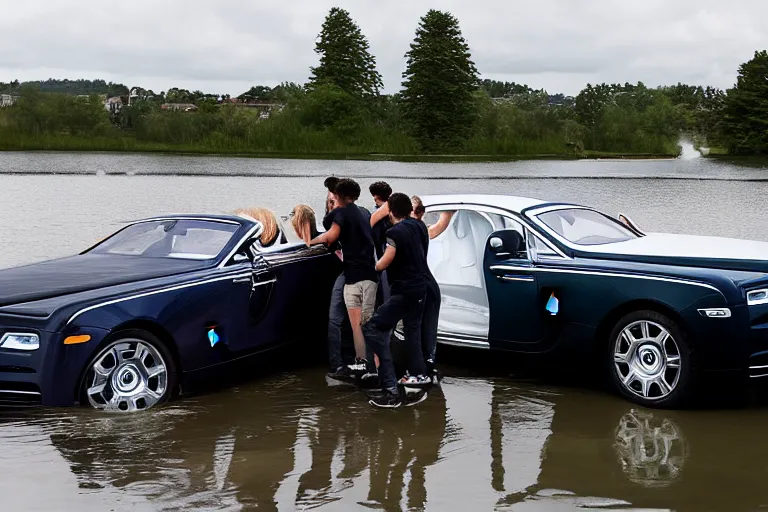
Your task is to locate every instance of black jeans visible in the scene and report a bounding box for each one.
[363,292,427,392]
[421,274,440,363]
[327,273,346,370]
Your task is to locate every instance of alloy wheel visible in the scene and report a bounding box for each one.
[613,320,681,400]
[86,339,168,412]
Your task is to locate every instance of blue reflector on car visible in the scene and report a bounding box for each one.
[208,328,220,347]
[546,293,559,315]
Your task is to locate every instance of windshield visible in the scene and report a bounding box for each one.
[89,219,239,260]
[536,208,637,246]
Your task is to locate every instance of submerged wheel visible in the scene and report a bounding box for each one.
[82,330,176,412]
[608,311,692,408]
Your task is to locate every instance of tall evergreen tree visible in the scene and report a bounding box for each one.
[308,7,383,98]
[722,50,768,154]
[400,10,479,151]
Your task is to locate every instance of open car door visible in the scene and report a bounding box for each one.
[482,229,546,349]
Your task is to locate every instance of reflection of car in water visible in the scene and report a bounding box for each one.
[396,194,768,408]
[0,215,338,410]
[44,370,446,511]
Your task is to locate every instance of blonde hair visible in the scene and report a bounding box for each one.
[411,195,425,220]
[234,207,279,246]
[290,204,316,245]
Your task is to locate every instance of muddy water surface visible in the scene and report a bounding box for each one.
[1,152,768,511]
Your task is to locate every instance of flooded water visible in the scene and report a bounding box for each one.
[2,151,768,511]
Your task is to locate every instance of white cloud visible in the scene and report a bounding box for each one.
[1,0,767,96]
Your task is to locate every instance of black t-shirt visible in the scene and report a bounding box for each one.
[324,203,377,284]
[371,205,392,259]
[385,218,429,296]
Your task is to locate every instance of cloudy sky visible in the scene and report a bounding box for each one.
[2,0,767,96]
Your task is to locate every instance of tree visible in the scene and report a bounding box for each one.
[308,7,383,98]
[722,50,768,154]
[400,10,479,151]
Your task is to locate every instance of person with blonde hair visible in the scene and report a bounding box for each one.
[290,204,319,245]
[234,207,283,247]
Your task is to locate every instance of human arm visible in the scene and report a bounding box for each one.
[428,211,454,239]
[370,203,389,228]
[375,244,396,272]
[310,222,340,246]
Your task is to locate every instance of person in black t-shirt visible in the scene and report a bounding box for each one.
[312,179,378,378]
[364,193,430,409]
[369,181,393,307]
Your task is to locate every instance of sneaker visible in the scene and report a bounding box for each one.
[404,390,428,407]
[398,374,431,388]
[327,365,353,381]
[347,357,368,376]
[368,389,402,409]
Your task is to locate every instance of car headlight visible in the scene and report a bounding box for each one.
[0,332,40,351]
[747,289,768,306]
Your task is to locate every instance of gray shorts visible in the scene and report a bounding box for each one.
[343,280,378,324]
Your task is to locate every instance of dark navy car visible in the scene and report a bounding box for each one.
[0,215,338,411]
[396,195,768,408]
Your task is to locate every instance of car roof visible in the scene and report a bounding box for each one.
[420,194,551,214]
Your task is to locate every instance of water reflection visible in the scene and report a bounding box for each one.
[614,410,686,488]
[0,370,704,510]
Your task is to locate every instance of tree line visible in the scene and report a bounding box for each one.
[2,8,767,157]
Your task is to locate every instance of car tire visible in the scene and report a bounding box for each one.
[80,329,178,412]
[607,310,693,408]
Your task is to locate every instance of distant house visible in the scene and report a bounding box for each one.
[0,94,18,107]
[160,103,198,112]
[104,96,123,113]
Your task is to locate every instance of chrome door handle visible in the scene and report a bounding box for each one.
[232,277,251,284]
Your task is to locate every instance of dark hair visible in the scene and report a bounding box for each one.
[324,176,340,192]
[334,179,361,201]
[388,192,413,219]
[411,195,425,217]
[369,181,392,201]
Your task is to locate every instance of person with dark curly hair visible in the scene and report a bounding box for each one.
[364,192,431,408]
[312,178,378,380]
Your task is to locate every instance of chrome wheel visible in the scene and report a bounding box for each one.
[86,339,168,412]
[613,320,681,400]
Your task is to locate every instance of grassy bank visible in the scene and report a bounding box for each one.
[0,132,678,162]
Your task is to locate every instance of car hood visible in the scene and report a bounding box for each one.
[0,254,213,308]
[579,233,768,273]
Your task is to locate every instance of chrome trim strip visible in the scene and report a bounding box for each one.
[490,265,722,293]
[66,271,253,325]
[393,329,490,349]
[129,217,242,225]
[0,390,41,396]
[698,308,732,318]
[438,334,490,349]
[499,275,535,282]
[747,289,768,306]
[749,364,768,370]
[750,373,768,379]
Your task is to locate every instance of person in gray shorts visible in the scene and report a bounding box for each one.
[312,179,378,378]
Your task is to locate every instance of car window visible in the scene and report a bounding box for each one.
[536,208,637,246]
[90,220,239,260]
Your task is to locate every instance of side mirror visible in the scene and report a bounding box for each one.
[232,253,249,264]
[489,236,504,253]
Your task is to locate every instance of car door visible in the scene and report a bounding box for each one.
[227,240,337,355]
[483,224,546,349]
